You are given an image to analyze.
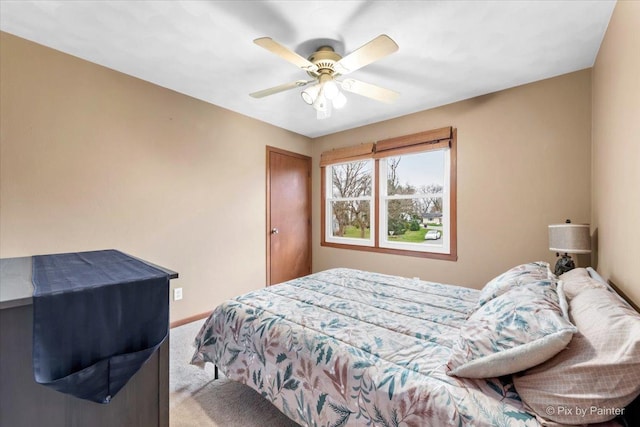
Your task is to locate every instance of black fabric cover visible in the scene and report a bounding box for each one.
[31,249,169,403]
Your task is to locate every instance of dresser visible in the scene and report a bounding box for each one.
[0,255,177,427]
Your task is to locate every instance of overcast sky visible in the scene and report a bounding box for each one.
[387,149,444,191]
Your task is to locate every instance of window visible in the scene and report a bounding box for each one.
[321,127,457,260]
[379,149,450,254]
[325,159,375,247]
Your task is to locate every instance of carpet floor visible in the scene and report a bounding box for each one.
[169,320,299,427]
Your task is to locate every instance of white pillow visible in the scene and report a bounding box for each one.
[446,280,576,378]
[559,267,607,299]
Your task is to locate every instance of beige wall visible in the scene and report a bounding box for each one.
[592,0,640,305]
[0,32,312,322]
[312,70,593,289]
[6,7,635,321]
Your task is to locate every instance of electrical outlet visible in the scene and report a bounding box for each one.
[173,287,183,301]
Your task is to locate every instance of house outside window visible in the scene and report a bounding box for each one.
[321,127,457,260]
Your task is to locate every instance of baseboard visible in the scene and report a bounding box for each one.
[170,311,211,329]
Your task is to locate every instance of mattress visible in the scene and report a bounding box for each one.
[191,268,539,426]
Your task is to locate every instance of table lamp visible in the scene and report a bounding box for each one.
[548,219,591,276]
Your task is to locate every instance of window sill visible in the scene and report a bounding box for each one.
[320,241,458,261]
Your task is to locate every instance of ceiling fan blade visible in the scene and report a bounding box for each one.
[250,79,314,98]
[335,34,399,75]
[340,78,399,104]
[254,37,318,73]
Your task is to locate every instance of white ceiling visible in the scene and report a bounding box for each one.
[0,1,615,138]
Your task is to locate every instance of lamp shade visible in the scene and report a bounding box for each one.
[548,223,591,254]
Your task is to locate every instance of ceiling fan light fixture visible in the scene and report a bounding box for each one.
[301,84,320,105]
[323,79,340,100]
[312,92,327,112]
[307,75,343,118]
[332,91,347,109]
[313,89,333,120]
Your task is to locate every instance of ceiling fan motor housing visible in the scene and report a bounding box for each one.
[307,46,341,77]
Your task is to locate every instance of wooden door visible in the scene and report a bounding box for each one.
[266,146,312,286]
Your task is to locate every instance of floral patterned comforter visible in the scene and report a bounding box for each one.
[191,268,539,426]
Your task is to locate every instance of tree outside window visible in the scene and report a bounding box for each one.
[327,160,374,245]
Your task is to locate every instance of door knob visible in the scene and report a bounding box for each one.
[271,228,279,235]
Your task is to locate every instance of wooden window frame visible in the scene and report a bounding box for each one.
[320,127,457,261]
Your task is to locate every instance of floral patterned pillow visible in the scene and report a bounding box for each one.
[476,261,554,307]
[446,280,576,378]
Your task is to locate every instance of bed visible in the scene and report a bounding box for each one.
[191,264,640,427]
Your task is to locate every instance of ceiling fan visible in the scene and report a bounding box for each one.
[250,35,399,119]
